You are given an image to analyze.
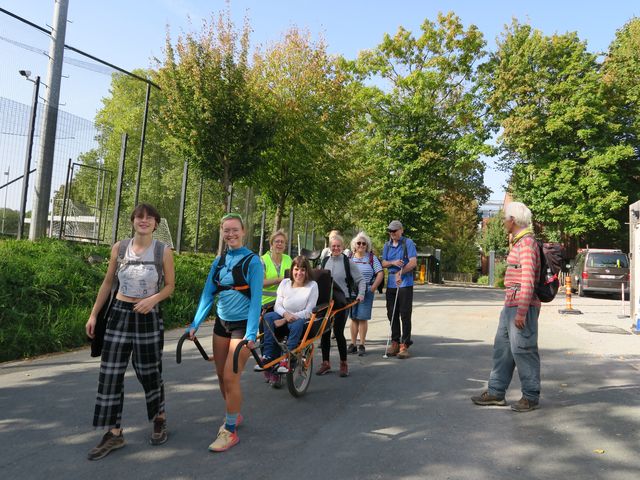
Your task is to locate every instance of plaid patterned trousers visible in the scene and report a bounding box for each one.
[93,300,165,429]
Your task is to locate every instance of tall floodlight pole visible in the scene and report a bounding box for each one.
[133,83,151,208]
[18,72,40,240]
[29,0,69,240]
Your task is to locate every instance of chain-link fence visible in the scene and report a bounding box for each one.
[0,7,326,254]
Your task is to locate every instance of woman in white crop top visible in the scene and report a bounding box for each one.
[85,203,175,461]
[258,255,318,383]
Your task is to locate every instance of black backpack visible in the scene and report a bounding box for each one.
[535,241,563,303]
[212,251,256,298]
[321,253,356,300]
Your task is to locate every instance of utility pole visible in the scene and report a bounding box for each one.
[29,0,69,240]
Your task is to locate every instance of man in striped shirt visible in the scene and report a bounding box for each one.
[471,202,542,412]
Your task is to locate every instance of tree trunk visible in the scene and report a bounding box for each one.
[273,192,286,232]
[218,163,232,255]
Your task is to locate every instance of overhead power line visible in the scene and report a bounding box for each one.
[0,6,160,89]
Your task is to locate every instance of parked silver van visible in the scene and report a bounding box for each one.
[570,249,629,297]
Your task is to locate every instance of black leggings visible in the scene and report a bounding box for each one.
[321,309,348,362]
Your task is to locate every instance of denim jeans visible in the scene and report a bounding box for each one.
[488,305,541,401]
[262,311,305,359]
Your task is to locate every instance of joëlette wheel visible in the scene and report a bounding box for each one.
[287,345,313,397]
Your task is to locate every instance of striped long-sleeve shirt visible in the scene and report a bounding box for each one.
[504,234,541,322]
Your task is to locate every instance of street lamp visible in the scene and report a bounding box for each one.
[2,166,8,235]
[17,69,40,240]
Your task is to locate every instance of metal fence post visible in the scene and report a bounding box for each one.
[176,160,188,254]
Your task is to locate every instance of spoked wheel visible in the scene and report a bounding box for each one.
[287,344,314,398]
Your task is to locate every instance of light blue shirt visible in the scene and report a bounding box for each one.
[190,247,264,342]
[382,237,417,288]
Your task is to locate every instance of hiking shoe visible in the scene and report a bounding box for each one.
[316,361,331,376]
[347,343,358,354]
[209,428,239,452]
[339,360,349,377]
[87,431,125,460]
[358,345,366,356]
[470,391,507,406]
[276,359,290,374]
[386,341,400,357]
[397,344,410,359]
[150,416,168,445]
[270,374,283,389]
[511,396,540,412]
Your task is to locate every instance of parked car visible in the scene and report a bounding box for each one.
[570,249,629,297]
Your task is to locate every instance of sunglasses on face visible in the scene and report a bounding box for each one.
[356,241,367,246]
[388,229,398,233]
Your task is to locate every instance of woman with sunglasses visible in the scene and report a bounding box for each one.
[261,229,292,305]
[317,233,365,377]
[347,232,383,356]
[188,213,264,452]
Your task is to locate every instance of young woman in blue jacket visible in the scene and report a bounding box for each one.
[188,213,263,452]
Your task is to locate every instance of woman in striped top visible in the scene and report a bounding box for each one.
[348,232,383,356]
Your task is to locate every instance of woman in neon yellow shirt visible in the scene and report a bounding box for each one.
[262,229,292,305]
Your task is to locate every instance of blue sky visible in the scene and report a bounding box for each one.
[1,0,639,202]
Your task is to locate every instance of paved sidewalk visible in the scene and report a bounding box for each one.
[1,285,638,480]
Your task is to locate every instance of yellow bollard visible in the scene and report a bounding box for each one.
[558,274,582,315]
[418,263,426,285]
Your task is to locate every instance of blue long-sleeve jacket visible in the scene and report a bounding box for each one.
[190,247,264,342]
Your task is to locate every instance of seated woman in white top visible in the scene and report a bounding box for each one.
[260,256,318,375]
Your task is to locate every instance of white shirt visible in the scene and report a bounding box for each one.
[274,278,319,320]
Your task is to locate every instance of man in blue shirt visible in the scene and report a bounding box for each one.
[381,220,418,359]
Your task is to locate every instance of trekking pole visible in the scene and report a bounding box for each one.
[383,286,400,359]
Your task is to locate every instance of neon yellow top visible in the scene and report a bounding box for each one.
[261,252,292,305]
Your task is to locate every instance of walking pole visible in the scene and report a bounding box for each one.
[383,286,400,359]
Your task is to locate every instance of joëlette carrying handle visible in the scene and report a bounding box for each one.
[176,331,212,363]
[232,339,263,373]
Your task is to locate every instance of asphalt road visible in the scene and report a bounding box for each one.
[1,285,639,480]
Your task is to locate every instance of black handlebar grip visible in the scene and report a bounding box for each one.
[232,340,263,373]
[176,332,189,364]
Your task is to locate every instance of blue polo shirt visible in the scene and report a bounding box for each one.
[382,236,417,288]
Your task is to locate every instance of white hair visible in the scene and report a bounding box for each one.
[350,231,372,252]
[329,234,344,246]
[504,202,532,228]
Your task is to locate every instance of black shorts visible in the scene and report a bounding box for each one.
[213,317,247,339]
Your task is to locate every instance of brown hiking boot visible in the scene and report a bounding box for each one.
[87,431,125,460]
[150,416,168,445]
[511,396,540,412]
[339,360,349,377]
[315,361,331,376]
[470,391,507,406]
[386,341,400,357]
[397,344,410,359]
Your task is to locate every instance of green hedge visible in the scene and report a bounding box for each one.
[0,239,214,362]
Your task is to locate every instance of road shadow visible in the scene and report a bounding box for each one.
[1,325,639,479]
